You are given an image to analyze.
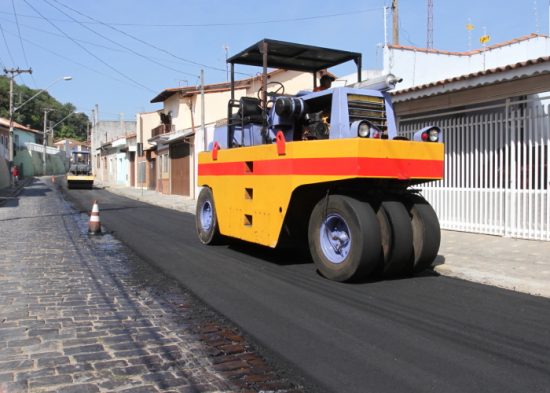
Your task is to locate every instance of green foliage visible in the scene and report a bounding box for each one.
[0,76,89,141]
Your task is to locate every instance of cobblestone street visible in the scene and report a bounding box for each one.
[0,180,305,393]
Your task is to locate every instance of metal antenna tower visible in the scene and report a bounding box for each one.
[534,0,540,33]
[427,0,434,48]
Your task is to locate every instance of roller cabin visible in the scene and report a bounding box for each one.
[67,151,94,189]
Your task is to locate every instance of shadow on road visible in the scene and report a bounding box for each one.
[228,239,313,266]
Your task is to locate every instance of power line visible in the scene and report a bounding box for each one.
[42,0,198,78]
[51,0,233,76]
[0,15,126,53]
[0,17,195,68]
[0,7,381,28]
[0,23,16,66]
[22,0,156,93]
[1,26,131,87]
[11,0,36,87]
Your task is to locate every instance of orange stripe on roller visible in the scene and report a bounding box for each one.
[198,157,443,179]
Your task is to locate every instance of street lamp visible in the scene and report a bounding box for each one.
[49,110,82,133]
[4,75,72,180]
[14,76,72,115]
[7,75,72,157]
[43,110,84,176]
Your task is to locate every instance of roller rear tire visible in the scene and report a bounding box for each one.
[308,195,381,282]
[404,194,441,273]
[376,200,414,277]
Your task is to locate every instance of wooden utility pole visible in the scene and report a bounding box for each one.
[200,69,205,152]
[42,108,54,176]
[392,0,399,45]
[3,67,32,173]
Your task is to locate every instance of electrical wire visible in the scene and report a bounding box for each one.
[11,0,36,87]
[0,15,210,68]
[42,0,198,78]
[0,15,126,53]
[1,26,130,86]
[0,23,17,67]
[51,0,233,76]
[22,0,156,93]
[0,7,381,28]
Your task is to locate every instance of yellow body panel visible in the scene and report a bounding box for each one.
[67,174,95,188]
[198,138,444,247]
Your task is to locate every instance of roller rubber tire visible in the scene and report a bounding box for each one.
[404,194,441,273]
[308,195,381,282]
[196,187,222,245]
[376,200,414,277]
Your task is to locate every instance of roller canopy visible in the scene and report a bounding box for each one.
[227,39,361,72]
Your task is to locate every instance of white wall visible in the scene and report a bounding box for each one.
[384,35,550,90]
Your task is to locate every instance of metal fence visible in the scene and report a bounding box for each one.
[399,97,550,240]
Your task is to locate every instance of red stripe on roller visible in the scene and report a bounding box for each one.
[198,157,443,179]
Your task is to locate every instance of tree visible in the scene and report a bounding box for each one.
[0,76,89,141]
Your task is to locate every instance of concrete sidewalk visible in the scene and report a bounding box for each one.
[97,181,550,299]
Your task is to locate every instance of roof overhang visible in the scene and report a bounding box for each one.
[165,129,195,144]
[150,81,251,103]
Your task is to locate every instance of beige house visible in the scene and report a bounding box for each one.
[54,138,89,159]
[143,69,317,198]
[135,111,160,190]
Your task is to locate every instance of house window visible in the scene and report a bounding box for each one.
[163,154,169,174]
[158,153,169,179]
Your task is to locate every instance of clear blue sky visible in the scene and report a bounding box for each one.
[0,0,547,121]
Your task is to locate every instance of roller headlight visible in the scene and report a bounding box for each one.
[428,128,439,142]
[414,126,441,142]
[358,122,371,137]
[351,120,380,138]
[421,127,440,142]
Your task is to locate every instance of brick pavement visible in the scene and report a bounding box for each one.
[0,179,305,392]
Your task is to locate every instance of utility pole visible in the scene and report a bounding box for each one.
[223,44,229,81]
[383,6,389,47]
[3,67,32,183]
[392,0,399,45]
[200,69,206,151]
[43,108,53,176]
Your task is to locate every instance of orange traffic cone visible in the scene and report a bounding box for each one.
[88,200,102,235]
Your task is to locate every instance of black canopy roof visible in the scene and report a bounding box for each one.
[227,38,362,73]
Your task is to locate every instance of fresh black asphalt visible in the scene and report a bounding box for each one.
[64,186,550,393]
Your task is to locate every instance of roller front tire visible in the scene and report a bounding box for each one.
[308,195,381,282]
[196,187,222,245]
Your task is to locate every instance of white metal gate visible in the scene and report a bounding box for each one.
[399,97,550,240]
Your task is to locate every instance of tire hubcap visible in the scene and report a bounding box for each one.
[200,201,213,231]
[320,214,351,264]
